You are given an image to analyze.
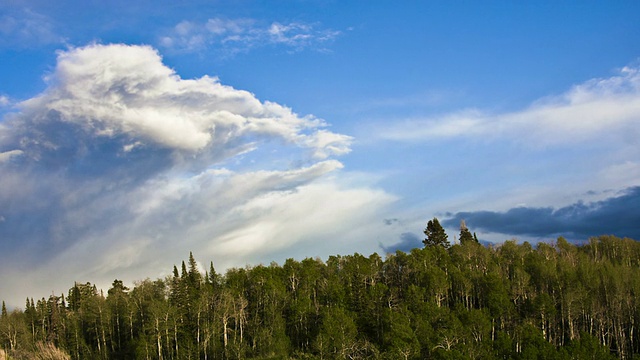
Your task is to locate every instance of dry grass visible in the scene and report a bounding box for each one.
[0,343,70,360]
[32,343,70,360]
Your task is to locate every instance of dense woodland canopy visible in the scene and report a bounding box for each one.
[2,222,640,359]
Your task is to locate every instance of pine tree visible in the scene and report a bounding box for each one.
[423,218,450,248]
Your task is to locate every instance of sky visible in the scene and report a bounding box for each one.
[1,0,639,308]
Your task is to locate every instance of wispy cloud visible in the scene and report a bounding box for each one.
[0,149,23,163]
[0,8,64,48]
[373,65,640,147]
[0,43,390,307]
[159,17,341,55]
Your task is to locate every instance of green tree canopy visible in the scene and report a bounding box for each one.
[423,217,450,248]
[2,235,640,359]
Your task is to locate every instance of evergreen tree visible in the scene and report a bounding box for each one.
[423,217,450,248]
[208,261,220,289]
[180,261,188,280]
[107,279,130,358]
[459,220,475,245]
[187,252,202,291]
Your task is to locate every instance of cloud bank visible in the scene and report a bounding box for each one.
[443,186,640,241]
[0,43,391,307]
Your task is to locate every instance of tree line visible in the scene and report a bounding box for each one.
[2,220,640,359]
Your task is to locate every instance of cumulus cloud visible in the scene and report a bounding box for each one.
[375,65,640,147]
[442,186,640,241]
[159,17,341,54]
[0,43,388,307]
[15,43,350,156]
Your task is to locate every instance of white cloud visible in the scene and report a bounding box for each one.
[304,130,353,159]
[374,65,640,147]
[0,43,388,308]
[18,43,349,156]
[213,180,395,259]
[159,17,341,54]
[0,164,394,307]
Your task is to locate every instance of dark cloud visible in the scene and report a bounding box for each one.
[380,232,422,253]
[5,114,173,179]
[0,113,176,265]
[443,186,640,241]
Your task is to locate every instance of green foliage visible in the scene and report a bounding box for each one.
[315,307,358,359]
[459,220,475,245]
[423,217,450,248]
[2,235,640,359]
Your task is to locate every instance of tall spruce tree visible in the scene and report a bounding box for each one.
[187,252,202,290]
[423,217,450,248]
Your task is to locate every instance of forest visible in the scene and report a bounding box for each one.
[2,219,640,360]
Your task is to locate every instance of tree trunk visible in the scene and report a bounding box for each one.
[156,317,162,360]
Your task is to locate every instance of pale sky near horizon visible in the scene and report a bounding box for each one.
[1,0,639,308]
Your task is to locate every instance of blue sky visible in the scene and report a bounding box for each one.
[1,0,639,307]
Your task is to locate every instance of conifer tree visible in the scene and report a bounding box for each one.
[181,261,188,279]
[208,261,220,289]
[187,252,202,291]
[423,217,450,248]
[459,220,475,245]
